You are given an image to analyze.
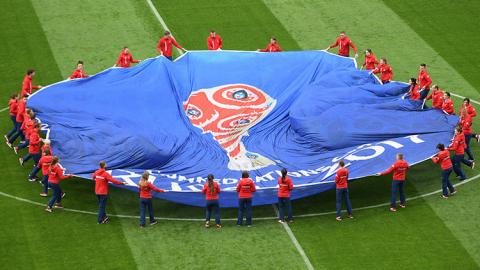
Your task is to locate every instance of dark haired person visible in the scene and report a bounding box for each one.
[25,123,42,181]
[138,171,165,228]
[426,85,444,109]
[373,58,393,84]
[460,98,477,120]
[156,31,186,60]
[236,171,256,227]
[38,148,53,197]
[45,157,73,212]
[418,64,432,100]
[69,61,89,79]
[361,49,378,70]
[277,168,293,223]
[5,94,18,141]
[377,153,409,212]
[407,78,420,100]
[442,92,455,115]
[21,69,42,96]
[326,31,358,58]
[432,144,456,199]
[202,174,221,228]
[92,161,125,224]
[115,47,141,68]
[7,95,28,146]
[207,30,223,51]
[258,37,283,52]
[335,160,353,221]
[448,126,473,181]
[461,110,478,161]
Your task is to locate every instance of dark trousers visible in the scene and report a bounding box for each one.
[419,88,430,100]
[441,168,455,196]
[206,199,221,225]
[140,198,155,226]
[8,121,24,143]
[452,154,470,180]
[28,153,41,179]
[6,115,17,138]
[18,139,30,150]
[278,197,293,221]
[465,134,477,160]
[237,198,252,225]
[41,175,49,194]
[165,56,173,61]
[97,195,108,223]
[48,183,62,208]
[335,188,352,217]
[391,180,406,207]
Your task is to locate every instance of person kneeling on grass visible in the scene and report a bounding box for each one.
[138,171,166,228]
[432,144,456,199]
[38,149,53,197]
[335,160,353,221]
[376,153,410,212]
[93,161,125,224]
[277,168,294,223]
[236,171,256,227]
[202,174,221,229]
[45,157,73,212]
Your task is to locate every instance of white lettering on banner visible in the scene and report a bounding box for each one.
[108,170,139,186]
[405,135,425,143]
[170,182,182,191]
[223,178,238,185]
[178,175,195,183]
[345,145,385,161]
[196,176,207,184]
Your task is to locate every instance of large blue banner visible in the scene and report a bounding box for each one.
[28,51,458,207]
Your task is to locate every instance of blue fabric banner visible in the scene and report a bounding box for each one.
[28,51,458,207]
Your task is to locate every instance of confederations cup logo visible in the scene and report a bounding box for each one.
[184,84,277,170]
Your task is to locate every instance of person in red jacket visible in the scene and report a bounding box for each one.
[115,47,141,68]
[156,31,186,61]
[21,69,42,96]
[426,85,444,109]
[277,168,294,223]
[92,161,125,224]
[45,157,73,212]
[460,98,477,120]
[41,139,52,156]
[335,160,353,221]
[442,92,455,115]
[326,31,358,58]
[448,126,474,181]
[258,37,283,52]
[202,174,221,228]
[24,123,42,181]
[138,171,165,228]
[377,153,410,212]
[236,171,256,226]
[5,94,19,140]
[69,61,89,79]
[207,30,222,50]
[38,148,53,197]
[7,95,28,146]
[461,110,479,161]
[361,49,378,70]
[407,78,420,100]
[432,144,457,198]
[14,111,35,155]
[373,58,393,84]
[418,64,432,100]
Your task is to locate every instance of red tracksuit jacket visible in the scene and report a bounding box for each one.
[278,177,293,198]
[139,182,165,199]
[15,99,26,122]
[426,90,444,109]
[432,150,453,170]
[335,168,349,189]
[207,35,223,50]
[461,115,472,135]
[202,182,221,200]
[8,98,18,116]
[42,144,52,156]
[116,51,140,68]
[408,85,420,100]
[48,164,72,184]
[380,160,410,180]
[92,168,124,195]
[460,104,477,119]
[373,64,393,82]
[157,37,183,57]
[22,75,41,96]
[38,155,53,175]
[28,130,41,154]
[236,178,256,198]
[22,118,34,138]
[362,54,378,70]
[260,43,283,52]
[69,69,88,79]
[329,37,357,57]
[448,133,466,155]
[442,99,455,115]
[418,70,432,89]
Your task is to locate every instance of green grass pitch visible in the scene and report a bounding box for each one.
[0,0,479,269]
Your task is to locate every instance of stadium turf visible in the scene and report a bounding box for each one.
[0,0,479,269]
